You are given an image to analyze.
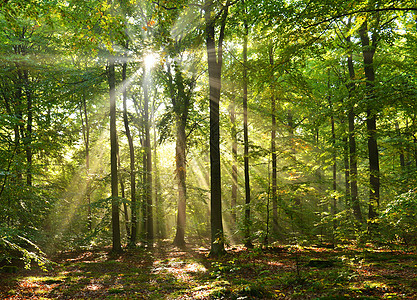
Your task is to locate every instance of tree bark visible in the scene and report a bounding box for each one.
[171,63,193,248]
[23,70,32,186]
[242,21,252,249]
[173,116,187,247]
[153,99,164,239]
[116,137,131,239]
[328,73,337,224]
[269,46,278,237]
[80,95,92,230]
[359,20,380,223]
[346,38,363,224]
[108,59,121,253]
[395,122,405,169]
[144,67,153,245]
[205,0,228,256]
[331,115,337,218]
[230,99,237,225]
[122,58,137,246]
[342,123,350,208]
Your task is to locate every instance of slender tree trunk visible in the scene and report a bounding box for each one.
[116,138,131,239]
[173,117,187,247]
[287,110,300,206]
[328,74,337,224]
[331,114,337,217]
[23,70,32,186]
[205,0,227,256]
[122,59,137,246]
[14,70,23,183]
[242,21,252,249]
[414,117,417,168]
[144,67,153,245]
[141,136,147,241]
[395,122,405,169]
[343,133,350,208]
[359,21,380,224]
[346,41,363,224]
[230,100,237,225]
[80,96,92,230]
[269,46,278,237]
[108,59,121,253]
[153,100,164,239]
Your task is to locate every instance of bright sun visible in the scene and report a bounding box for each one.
[144,52,158,70]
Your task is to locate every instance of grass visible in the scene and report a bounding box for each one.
[0,241,416,299]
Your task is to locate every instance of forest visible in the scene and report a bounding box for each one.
[1,0,417,299]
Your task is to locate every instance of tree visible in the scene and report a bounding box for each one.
[168,61,196,248]
[242,18,253,248]
[359,18,380,226]
[269,44,279,238]
[229,97,238,225]
[108,59,122,253]
[79,94,92,230]
[204,0,229,256]
[121,45,138,247]
[346,29,363,224]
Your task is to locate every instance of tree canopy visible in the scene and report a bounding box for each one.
[1,0,417,269]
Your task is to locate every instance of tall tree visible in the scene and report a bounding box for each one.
[346,32,363,224]
[359,18,380,225]
[172,67,190,248]
[229,97,238,225]
[108,59,122,253]
[204,0,229,256]
[269,44,279,237]
[144,64,153,245]
[80,94,92,230]
[242,19,252,248]
[121,48,138,247]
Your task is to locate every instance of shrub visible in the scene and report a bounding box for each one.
[380,189,417,246]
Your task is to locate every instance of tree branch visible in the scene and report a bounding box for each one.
[305,7,417,29]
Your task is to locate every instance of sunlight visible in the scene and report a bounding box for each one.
[144,52,159,71]
[46,125,109,252]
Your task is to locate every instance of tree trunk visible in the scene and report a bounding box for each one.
[242,21,252,249]
[80,96,92,230]
[144,67,153,245]
[328,73,337,225]
[343,134,350,208]
[153,100,165,239]
[23,70,32,186]
[331,113,337,219]
[359,20,380,223]
[116,137,131,239]
[205,0,227,256]
[269,46,278,237]
[141,135,147,241]
[108,59,121,253]
[346,40,363,224]
[173,117,187,247]
[122,59,137,246]
[395,122,405,169]
[287,110,300,206]
[414,117,417,168]
[230,99,237,225]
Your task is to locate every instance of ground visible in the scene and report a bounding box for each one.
[0,241,416,299]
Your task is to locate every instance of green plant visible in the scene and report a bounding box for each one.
[380,189,417,246]
[0,227,51,271]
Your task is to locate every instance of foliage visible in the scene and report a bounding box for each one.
[0,226,50,271]
[380,189,417,246]
[1,0,417,263]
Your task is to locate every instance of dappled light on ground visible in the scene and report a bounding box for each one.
[0,241,416,299]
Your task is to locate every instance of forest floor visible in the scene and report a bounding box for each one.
[0,240,416,299]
